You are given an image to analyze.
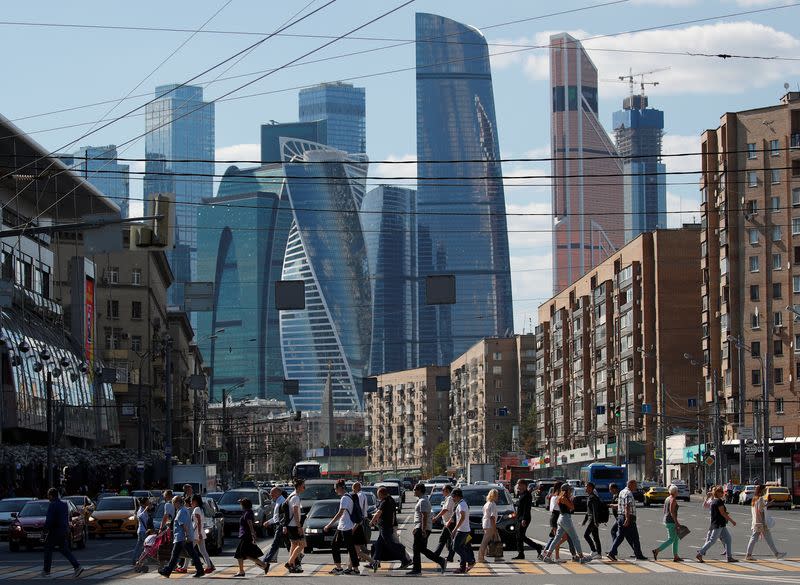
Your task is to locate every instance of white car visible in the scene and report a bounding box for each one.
[672,481,691,502]
[374,482,403,513]
[739,485,757,505]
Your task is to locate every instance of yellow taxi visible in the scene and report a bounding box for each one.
[88,496,138,538]
[763,486,792,510]
[643,486,670,507]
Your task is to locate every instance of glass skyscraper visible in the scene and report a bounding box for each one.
[279,137,371,411]
[298,82,366,154]
[59,145,130,217]
[361,186,417,374]
[145,84,215,309]
[196,164,291,402]
[415,13,514,365]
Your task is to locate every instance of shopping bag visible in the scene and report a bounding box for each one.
[676,524,691,540]
[488,538,504,559]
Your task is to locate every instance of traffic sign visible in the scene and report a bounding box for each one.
[218,452,228,462]
[705,455,715,466]
[136,460,145,471]
[744,443,758,455]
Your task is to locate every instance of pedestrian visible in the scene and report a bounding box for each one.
[745,484,786,561]
[477,488,499,563]
[323,479,360,575]
[366,486,411,571]
[261,486,287,573]
[652,485,683,562]
[696,485,738,563]
[157,495,204,578]
[606,479,647,562]
[41,488,84,578]
[407,483,446,575]
[541,484,591,564]
[450,488,475,574]
[161,490,175,528]
[230,497,267,577]
[544,481,576,561]
[285,478,306,573]
[582,482,603,559]
[351,482,371,563]
[432,484,455,562]
[131,496,150,566]
[191,495,215,574]
[511,479,542,560]
[608,483,620,542]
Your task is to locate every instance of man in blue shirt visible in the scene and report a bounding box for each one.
[158,496,204,578]
[261,486,287,571]
[42,488,83,578]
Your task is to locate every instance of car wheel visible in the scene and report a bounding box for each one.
[77,527,87,550]
[9,541,19,552]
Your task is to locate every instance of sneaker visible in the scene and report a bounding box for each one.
[205,567,215,574]
[695,553,704,563]
[158,569,170,578]
[175,567,188,574]
[439,559,447,574]
[673,557,683,563]
[652,549,659,561]
[635,556,648,561]
[745,556,755,561]
[465,563,475,573]
[193,572,204,578]
[399,560,412,570]
[591,552,601,559]
[727,558,739,563]
[606,553,618,562]
[329,567,344,575]
[777,553,787,560]
[579,556,592,564]
[512,554,525,560]
[263,563,269,575]
[453,568,467,574]
[73,567,84,579]
[343,568,360,575]
[542,556,554,564]
[40,572,50,578]
[405,569,422,575]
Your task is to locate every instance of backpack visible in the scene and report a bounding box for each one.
[594,496,610,524]
[348,493,364,524]
[279,497,291,527]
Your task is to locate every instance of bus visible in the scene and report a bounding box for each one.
[579,463,627,503]
[292,460,321,480]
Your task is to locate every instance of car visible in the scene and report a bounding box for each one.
[731,485,745,503]
[295,480,338,523]
[362,492,378,521]
[88,496,137,538]
[459,485,517,549]
[63,496,95,521]
[430,491,446,530]
[566,479,584,488]
[206,491,224,503]
[198,498,225,554]
[671,482,691,503]
[303,500,342,553]
[764,486,792,510]
[381,479,406,503]
[635,481,657,504]
[572,487,588,512]
[374,482,404,513]
[95,491,118,503]
[739,485,758,505]
[533,479,561,507]
[429,476,454,486]
[0,498,35,541]
[643,486,670,507]
[10,499,87,551]
[216,489,273,538]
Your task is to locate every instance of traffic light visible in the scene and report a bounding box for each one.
[132,193,175,249]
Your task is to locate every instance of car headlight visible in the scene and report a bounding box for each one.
[305,528,320,534]
[88,517,96,522]
[205,528,210,534]
[128,515,136,521]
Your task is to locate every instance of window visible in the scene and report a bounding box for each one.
[796,335,800,353]
[131,269,142,286]
[492,352,502,360]
[494,394,502,403]
[749,256,760,272]
[751,341,761,357]
[771,169,781,185]
[131,301,142,320]
[131,336,142,353]
[770,139,780,156]
[776,398,785,414]
[752,369,761,386]
[794,218,800,235]
[106,299,119,320]
[775,340,784,356]
[773,226,782,241]
[775,368,784,384]
[793,188,800,207]
[747,142,757,159]
[747,172,758,187]
[104,327,122,350]
[751,313,760,329]
[750,285,760,301]
[772,196,781,210]
[773,253,783,270]
[793,305,800,322]
[775,311,784,326]
[105,267,119,284]
[494,378,503,389]
[492,366,502,375]
[747,199,758,214]
[773,283,782,299]
[794,276,800,294]
[749,229,759,245]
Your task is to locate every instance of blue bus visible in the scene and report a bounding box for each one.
[579,463,627,503]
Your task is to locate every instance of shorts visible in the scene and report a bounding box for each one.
[287,526,304,542]
[352,523,367,545]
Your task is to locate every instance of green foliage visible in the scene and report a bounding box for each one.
[520,405,538,454]
[432,441,449,475]
[269,436,303,479]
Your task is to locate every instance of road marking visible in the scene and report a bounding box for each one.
[32,568,73,579]
[633,560,675,572]
[589,562,623,573]
[539,562,572,574]
[705,560,755,572]
[509,560,545,574]
[739,561,780,571]
[656,561,705,573]
[559,561,595,574]
[88,566,133,579]
[612,562,651,574]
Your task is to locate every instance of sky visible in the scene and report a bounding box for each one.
[2,0,800,332]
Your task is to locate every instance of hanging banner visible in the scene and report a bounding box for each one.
[85,276,95,382]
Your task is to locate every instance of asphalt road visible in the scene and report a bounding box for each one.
[1,493,800,583]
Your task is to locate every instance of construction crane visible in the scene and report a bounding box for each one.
[602,67,671,97]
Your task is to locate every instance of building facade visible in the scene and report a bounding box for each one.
[415,13,514,366]
[449,337,527,471]
[364,366,450,478]
[550,33,624,294]
[298,82,366,155]
[59,145,130,217]
[700,92,800,486]
[613,95,667,242]
[533,228,703,481]
[261,120,327,164]
[361,186,418,374]
[145,84,215,310]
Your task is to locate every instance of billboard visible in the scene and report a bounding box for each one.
[85,276,95,381]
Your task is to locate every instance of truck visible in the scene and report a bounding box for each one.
[467,462,496,484]
[172,464,217,494]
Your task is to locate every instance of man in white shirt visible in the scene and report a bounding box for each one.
[408,484,447,575]
[262,487,287,570]
[285,479,306,573]
[433,485,455,561]
[324,479,360,575]
[450,488,475,573]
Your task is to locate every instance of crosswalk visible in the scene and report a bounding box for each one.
[2,558,800,579]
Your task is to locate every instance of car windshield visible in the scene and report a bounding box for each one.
[19,501,50,517]
[429,493,444,505]
[379,485,400,496]
[308,502,340,518]
[302,485,337,501]
[0,500,29,512]
[219,491,258,506]
[64,497,87,506]
[96,497,134,511]
[460,489,511,506]
[769,487,789,493]
[207,493,223,502]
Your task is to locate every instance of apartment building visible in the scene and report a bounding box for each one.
[533,228,703,481]
[700,92,800,486]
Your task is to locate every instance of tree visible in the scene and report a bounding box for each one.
[340,434,368,449]
[269,436,302,479]
[520,405,538,454]
[432,441,449,475]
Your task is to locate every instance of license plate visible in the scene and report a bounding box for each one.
[324,535,334,542]
[473,529,483,536]
[27,532,41,540]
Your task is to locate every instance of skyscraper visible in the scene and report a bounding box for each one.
[550,33,623,294]
[613,94,667,242]
[298,82,366,154]
[279,137,371,412]
[361,185,418,374]
[261,120,327,163]
[59,145,130,217]
[145,84,215,309]
[415,13,514,365]
[196,164,291,402]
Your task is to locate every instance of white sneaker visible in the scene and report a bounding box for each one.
[592,552,601,559]
[777,552,787,560]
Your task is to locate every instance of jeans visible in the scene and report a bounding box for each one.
[372,528,409,562]
[546,514,583,557]
[162,540,203,576]
[610,516,619,541]
[44,536,79,573]
[698,526,732,558]
[196,539,213,567]
[263,530,286,563]
[332,529,359,568]
[132,532,146,564]
[583,521,601,555]
[609,517,644,558]
[746,526,779,557]
[545,512,576,555]
[412,529,443,570]
[655,523,679,557]
[516,521,542,555]
[433,526,454,561]
[452,530,475,567]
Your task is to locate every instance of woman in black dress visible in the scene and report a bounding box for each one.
[233,498,268,577]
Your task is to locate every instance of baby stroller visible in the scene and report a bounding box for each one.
[134,528,172,573]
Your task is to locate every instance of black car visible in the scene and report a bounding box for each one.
[460,485,516,549]
[298,480,338,523]
[302,499,372,553]
[571,487,588,513]
[533,479,562,507]
[216,489,273,537]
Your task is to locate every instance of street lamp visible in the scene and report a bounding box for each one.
[683,352,722,484]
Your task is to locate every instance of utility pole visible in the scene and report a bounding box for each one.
[46,370,53,488]
[660,382,667,485]
[163,335,173,490]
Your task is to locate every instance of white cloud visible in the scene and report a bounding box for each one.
[491,21,800,97]
[510,251,553,332]
[666,190,701,227]
[216,143,260,164]
[370,153,417,188]
[663,133,701,174]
